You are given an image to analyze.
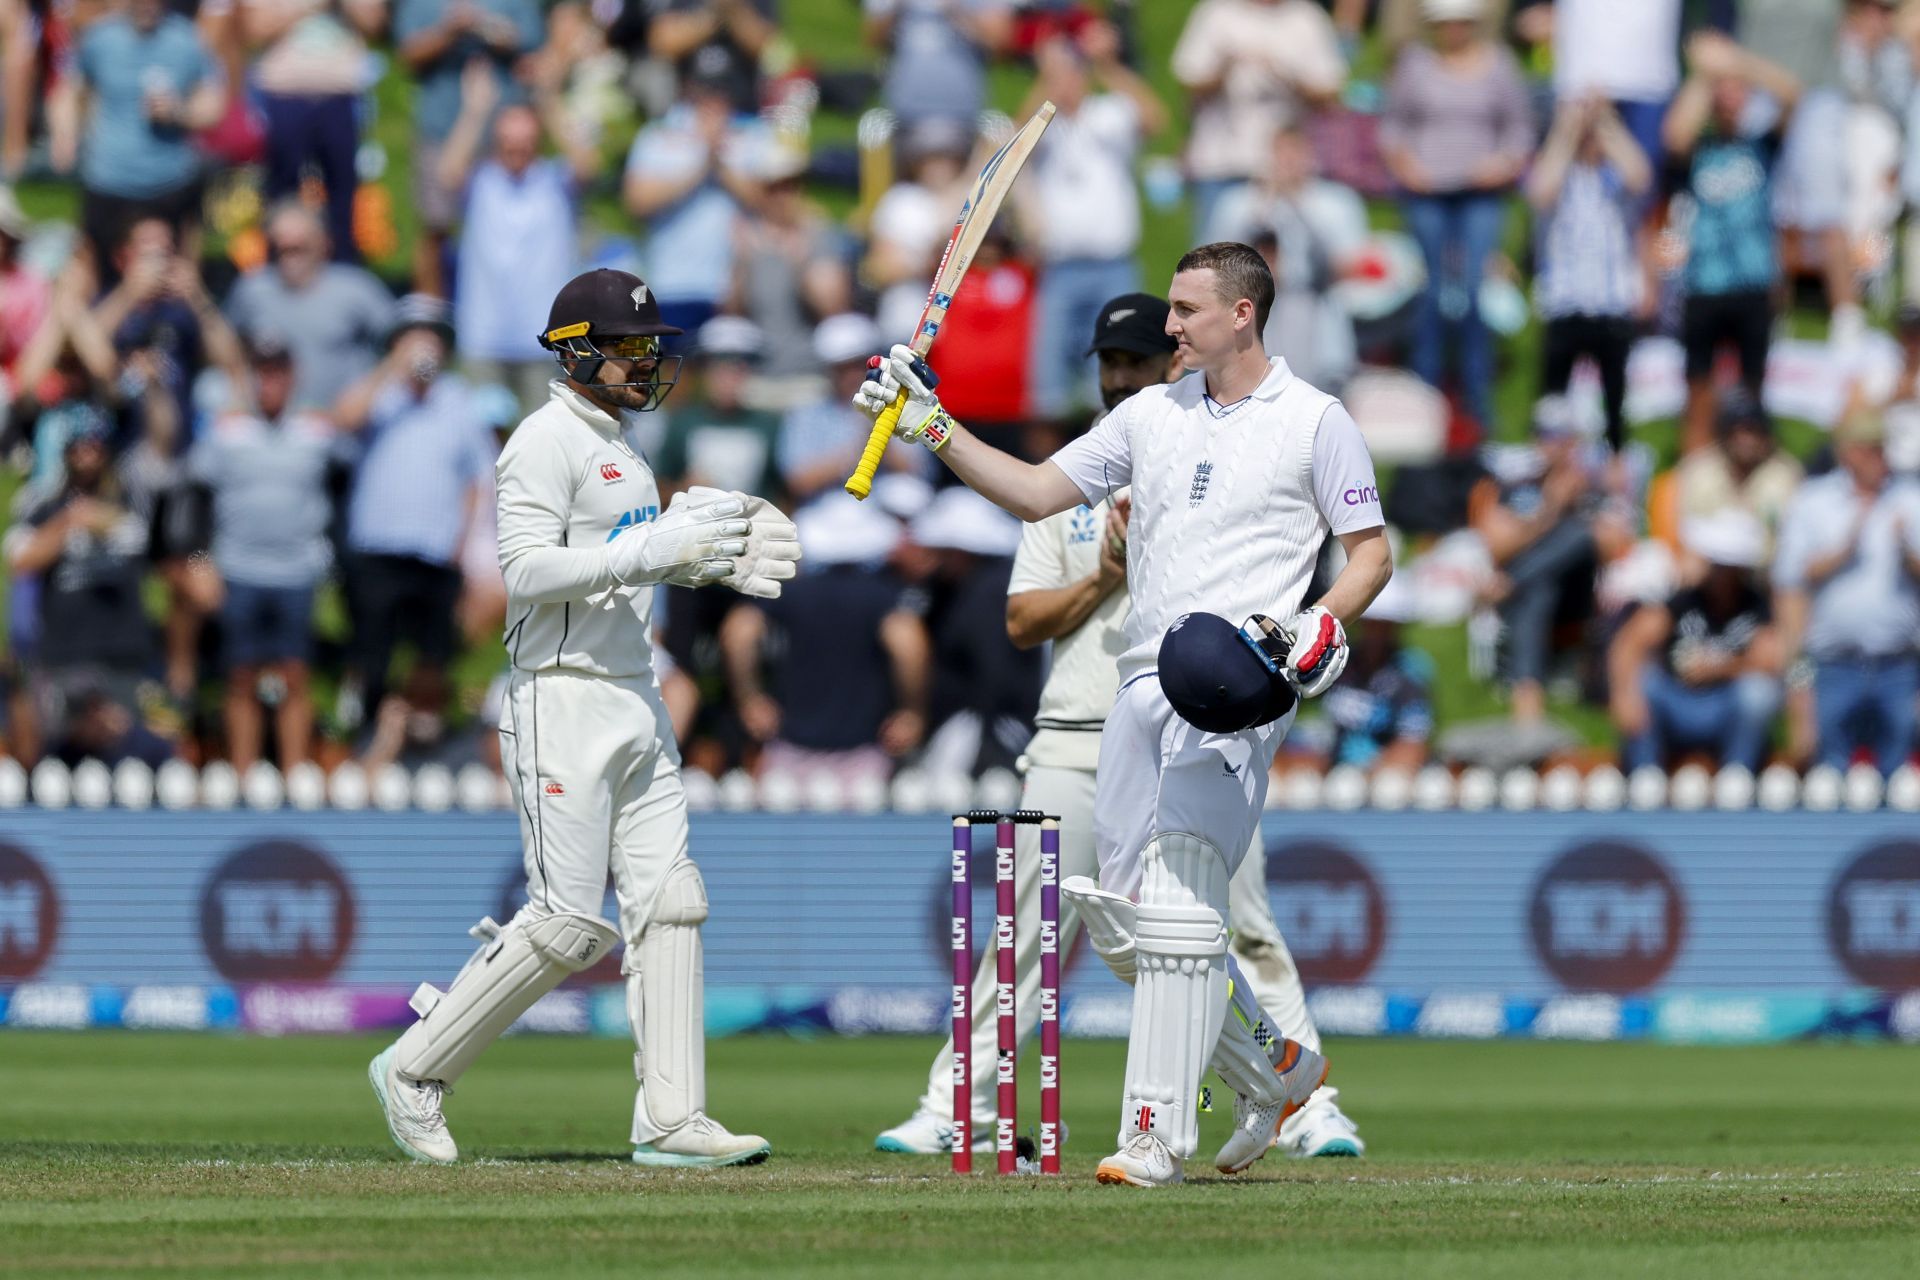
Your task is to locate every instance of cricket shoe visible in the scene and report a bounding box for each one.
[1280,1095,1365,1159]
[1213,1039,1329,1174]
[874,1106,995,1155]
[368,1044,457,1164]
[1096,1132,1184,1187]
[632,1113,771,1168]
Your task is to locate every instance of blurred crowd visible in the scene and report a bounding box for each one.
[0,0,1917,791]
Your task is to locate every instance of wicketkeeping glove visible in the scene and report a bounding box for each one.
[1280,605,1349,698]
[606,487,750,588]
[851,343,957,452]
[721,491,803,600]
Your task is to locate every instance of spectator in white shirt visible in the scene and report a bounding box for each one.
[1021,25,1165,419]
[1207,124,1369,390]
[867,118,975,342]
[1773,409,1920,774]
[1171,0,1346,238]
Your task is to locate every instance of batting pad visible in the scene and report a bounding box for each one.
[1121,832,1229,1160]
[1064,875,1285,1106]
[1061,876,1138,983]
[630,859,708,1141]
[1211,955,1289,1106]
[396,910,618,1086]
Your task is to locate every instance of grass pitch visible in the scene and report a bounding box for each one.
[3,1033,1918,1277]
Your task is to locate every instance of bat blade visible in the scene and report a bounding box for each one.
[846,102,1055,500]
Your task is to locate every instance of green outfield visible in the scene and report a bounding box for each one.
[3,1032,1918,1278]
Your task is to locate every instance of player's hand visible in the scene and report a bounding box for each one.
[718,490,803,600]
[852,343,956,452]
[739,691,781,742]
[878,707,925,756]
[1281,605,1349,698]
[607,487,749,588]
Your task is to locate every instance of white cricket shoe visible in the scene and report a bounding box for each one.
[1280,1095,1365,1158]
[368,1044,457,1164]
[631,1113,771,1168]
[1213,1040,1329,1174]
[874,1106,994,1155]
[1096,1131,1183,1187]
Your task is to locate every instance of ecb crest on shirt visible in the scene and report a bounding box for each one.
[1067,506,1097,544]
[1188,461,1213,508]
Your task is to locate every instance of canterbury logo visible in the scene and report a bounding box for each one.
[543,781,565,796]
[600,463,622,481]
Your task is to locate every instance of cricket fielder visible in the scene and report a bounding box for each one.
[856,244,1391,1186]
[369,269,801,1166]
[874,294,1363,1162]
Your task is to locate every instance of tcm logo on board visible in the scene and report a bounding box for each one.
[1827,841,1920,990]
[1528,842,1685,993]
[0,843,59,979]
[199,841,355,981]
[1265,841,1388,983]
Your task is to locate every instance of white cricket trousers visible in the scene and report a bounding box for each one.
[499,668,691,948]
[912,760,1327,1126]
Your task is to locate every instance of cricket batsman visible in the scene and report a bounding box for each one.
[369,269,801,1167]
[855,244,1391,1186]
[874,293,1363,1164]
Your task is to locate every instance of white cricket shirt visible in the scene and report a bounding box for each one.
[1047,357,1383,684]
[496,380,665,678]
[1007,492,1129,771]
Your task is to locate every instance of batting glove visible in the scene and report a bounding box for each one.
[1281,605,1349,699]
[607,486,750,588]
[851,343,957,452]
[721,491,803,600]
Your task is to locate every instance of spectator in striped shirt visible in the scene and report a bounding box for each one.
[1527,95,1653,454]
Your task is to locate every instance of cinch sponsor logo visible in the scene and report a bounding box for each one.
[200,841,355,982]
[606,505,660,542]
[1826,841,1920,990]
[1528,842,1684,993]
[600,463,623,482]
[1265,841,1389,983]
[1342,485,1380,506]
[0,843,58,979]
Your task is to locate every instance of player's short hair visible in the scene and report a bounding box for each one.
[1175,242,1274,333]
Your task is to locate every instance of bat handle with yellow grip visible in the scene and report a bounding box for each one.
[844,387,909,500]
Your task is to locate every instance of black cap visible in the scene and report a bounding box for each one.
[541,268,681,350]
[1715,390,1772,438]
[1897,301,1920,335]
[386,292,455,350]
[244,327,293,364]
[1087,293,1174,358]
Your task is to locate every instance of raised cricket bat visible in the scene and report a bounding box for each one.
[844,101,1056,500]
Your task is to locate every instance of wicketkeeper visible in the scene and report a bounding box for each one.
[872,292,1364,1171]
[369,269,801,1166]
